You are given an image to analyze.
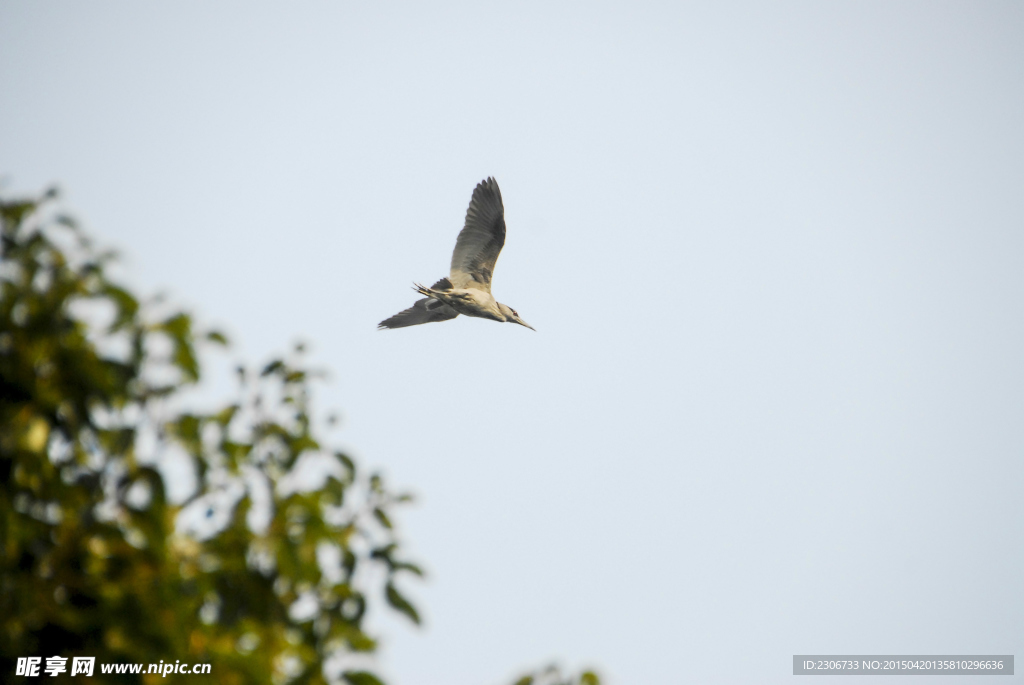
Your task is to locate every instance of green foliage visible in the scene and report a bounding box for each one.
[0,190,421,683]
[511,665,602,685]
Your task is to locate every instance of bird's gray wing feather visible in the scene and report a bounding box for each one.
[378,297,459,329]
[449,177,506,292]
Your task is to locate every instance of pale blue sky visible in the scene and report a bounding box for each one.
[2,2,1022,683]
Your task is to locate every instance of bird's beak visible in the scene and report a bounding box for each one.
[514,317,536,331]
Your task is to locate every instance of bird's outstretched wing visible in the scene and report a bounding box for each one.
[378,297,459,329]
[449,177,506,292]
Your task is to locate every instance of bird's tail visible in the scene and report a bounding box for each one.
[414,277,452,298]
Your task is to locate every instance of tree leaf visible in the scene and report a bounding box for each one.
[205,329,229,345]
[214,404,239,426]
[385,582,420,625]
[161,312,191,338]
[373,507,392,530]
[261,359,284,377]
[335,451,356,480]
[392,561,424,577]
[103,284,139,331]
[342,671,385,685]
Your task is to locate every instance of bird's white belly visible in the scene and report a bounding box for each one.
[443,289,504,321]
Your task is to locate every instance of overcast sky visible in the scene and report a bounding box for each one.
[2,2,1022,683]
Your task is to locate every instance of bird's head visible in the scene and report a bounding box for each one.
[498,303,535,331]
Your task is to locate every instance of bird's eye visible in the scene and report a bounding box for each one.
[511,309,518,316]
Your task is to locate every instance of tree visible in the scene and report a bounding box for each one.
[0,187,600,684]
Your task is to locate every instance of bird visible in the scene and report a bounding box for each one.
[378,177,535,331]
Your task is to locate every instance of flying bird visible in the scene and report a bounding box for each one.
[378,177,535,331]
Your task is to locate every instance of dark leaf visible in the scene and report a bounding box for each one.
[373,507,392,530]
[385,582,420,625]
[103,285,139,327]
[342,671,385,685]
[161,312,191,338]
[214,404,239,426]
[161,313,198,382]
[205,329,229,345]
[370,544,397,562]
[335,451,356,479]
[261,359,284,377]
[392,561,424,577]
